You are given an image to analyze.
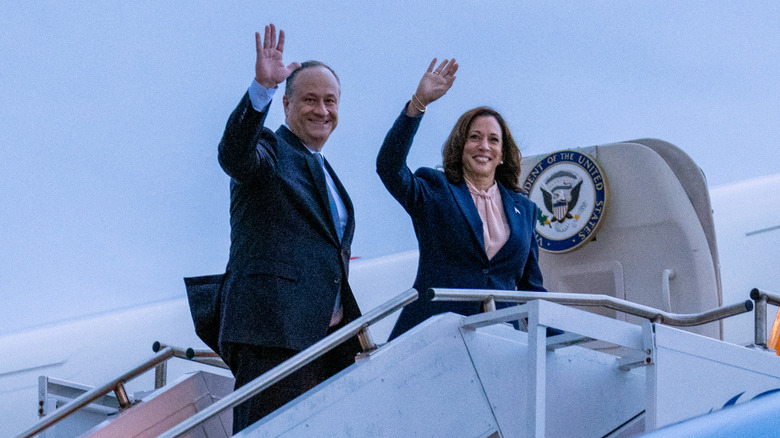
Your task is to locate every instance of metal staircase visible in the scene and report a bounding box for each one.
[18,288,780,437]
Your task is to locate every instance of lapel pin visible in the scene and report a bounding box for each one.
[514,207,521,215]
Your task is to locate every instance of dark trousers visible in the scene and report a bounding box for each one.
[221,324,361,435]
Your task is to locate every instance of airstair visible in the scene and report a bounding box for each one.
[19,287,780,437]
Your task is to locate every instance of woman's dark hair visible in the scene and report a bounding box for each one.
[442,106,522,192]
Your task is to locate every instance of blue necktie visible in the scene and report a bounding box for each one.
[314,152,344,242]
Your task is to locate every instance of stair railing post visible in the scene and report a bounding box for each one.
[357,324,377,353]
[155,361,168,389]
[481,296,496,313]
[113,382,132,410]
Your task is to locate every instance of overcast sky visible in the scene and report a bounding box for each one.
[2,1,778,334]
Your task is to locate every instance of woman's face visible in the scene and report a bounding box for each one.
[461,115,503,183]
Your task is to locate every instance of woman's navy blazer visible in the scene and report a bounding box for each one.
[377,110,546,340]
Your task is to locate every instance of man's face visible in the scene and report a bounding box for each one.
[283,66,340,151]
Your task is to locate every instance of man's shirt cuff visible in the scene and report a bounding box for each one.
[248,80,277,111]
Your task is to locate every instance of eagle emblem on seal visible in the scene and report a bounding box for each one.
[540,171,583,223]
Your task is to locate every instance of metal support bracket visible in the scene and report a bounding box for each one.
[617,350,654,370]
[546,332,595,351]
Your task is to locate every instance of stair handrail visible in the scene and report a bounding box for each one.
[14,347,175,438]
[750,288,780,347]
[150,342,230,389]
[430,288,753,327]
[186,347,230,368]
[158,288,418,438]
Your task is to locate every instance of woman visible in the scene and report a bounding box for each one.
[377,59,547,340]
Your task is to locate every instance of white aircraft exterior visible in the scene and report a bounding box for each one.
[712,172,780,345]
[0,140,777,437]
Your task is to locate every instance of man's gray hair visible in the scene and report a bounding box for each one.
[285,61,341,98]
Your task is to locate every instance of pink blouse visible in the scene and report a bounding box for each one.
[465,179,510,260]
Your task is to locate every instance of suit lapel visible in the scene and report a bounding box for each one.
[322,157,355,247]
[305,153,333,218]
[499,183,523,240]
[277,126,340,244]
[451,181,528,262]
[494,183,529,261]
[449,183,486,253]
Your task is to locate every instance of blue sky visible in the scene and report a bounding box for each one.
[2,2,778,334]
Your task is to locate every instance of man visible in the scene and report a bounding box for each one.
[215,24,361,433]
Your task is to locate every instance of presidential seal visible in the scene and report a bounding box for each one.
[521,150,608,253]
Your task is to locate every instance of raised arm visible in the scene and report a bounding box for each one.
[254,23,301,89]
[377,58,458,213]
[405,58,459,116]
[218,25,301,185]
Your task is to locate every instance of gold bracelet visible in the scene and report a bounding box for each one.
[411,93,427,113]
